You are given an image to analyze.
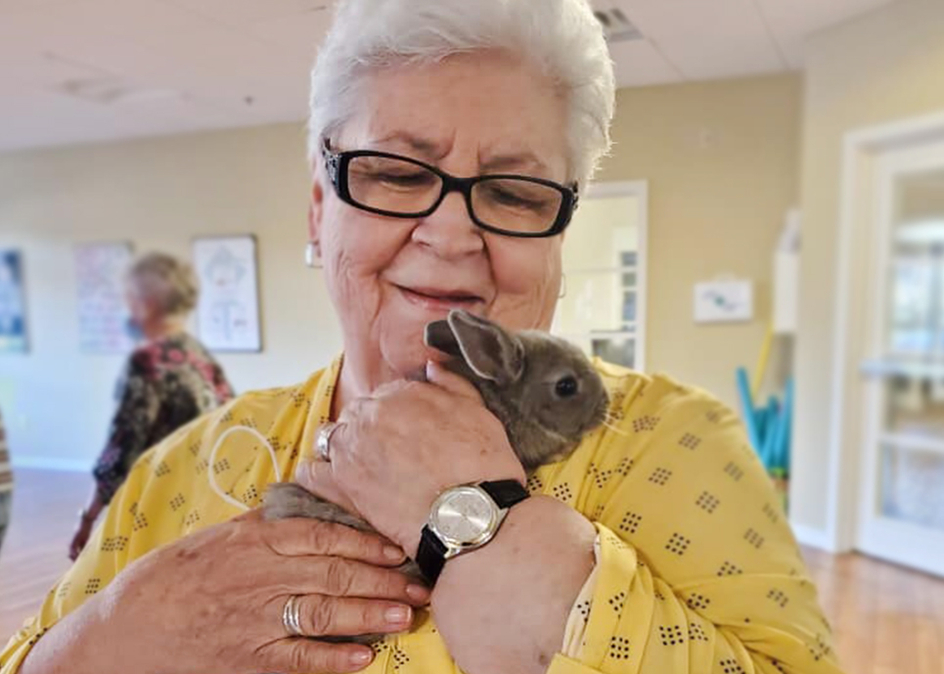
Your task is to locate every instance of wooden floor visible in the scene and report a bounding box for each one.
[1,468,943,672]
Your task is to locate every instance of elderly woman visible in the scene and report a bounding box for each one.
[68,252,234,560]
[3,2,842,674]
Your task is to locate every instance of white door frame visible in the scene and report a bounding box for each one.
[824,111,944,554]
[581,180,649,372]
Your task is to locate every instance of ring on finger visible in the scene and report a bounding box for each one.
[282,594,304,637]
[315,422,341,462]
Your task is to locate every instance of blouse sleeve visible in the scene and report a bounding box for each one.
[534,373,843,674]
[92,351,161,505]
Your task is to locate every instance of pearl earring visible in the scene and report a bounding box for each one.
[305,242,322,269]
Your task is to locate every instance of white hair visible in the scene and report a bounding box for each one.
[308,0,616,190]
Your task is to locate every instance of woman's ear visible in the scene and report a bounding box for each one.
[308,178,325,257]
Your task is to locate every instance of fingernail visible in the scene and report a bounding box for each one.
[406,584,430,602]
[385,606,411,624]
[384,545,405,562]
[351,650,373,666]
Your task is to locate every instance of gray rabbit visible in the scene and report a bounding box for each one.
[264,310,609,640]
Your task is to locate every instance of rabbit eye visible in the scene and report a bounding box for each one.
[555,376,579,398]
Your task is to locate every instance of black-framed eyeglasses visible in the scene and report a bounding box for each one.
[321,139,579,238]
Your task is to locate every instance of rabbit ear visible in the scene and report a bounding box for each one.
[424,319,463,357]
[446,310,524,385]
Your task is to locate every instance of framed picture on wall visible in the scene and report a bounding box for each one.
[0,249,28,354]
[192,235,262,353]
[75,241,135,354]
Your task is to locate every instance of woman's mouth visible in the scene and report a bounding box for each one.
[396,285,485,313]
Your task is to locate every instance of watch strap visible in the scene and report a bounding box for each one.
[479,479,530,509]
[416,525,448,583]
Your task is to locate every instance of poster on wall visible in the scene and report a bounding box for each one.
[193,235,262,353]
[75,242,135,354]
[0,249,28,354]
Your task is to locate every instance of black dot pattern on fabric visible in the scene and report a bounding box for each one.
[576,600,592,620]
[101,536,129,552]
[620,511,643,534]
[242,485,259,504]
[392,647,410,670]
[212,458,231,474]
[649,467,672,485]
[184,510,201,527]
[659,625,685,646]
[84,578,101,595]
[188,441,201,456]
[718,561,743,576]
[154,461,171,478]
[552,483,573,502]
[724,461,745,481]
[686,593,711,611]
[720,658,746,674]
[768,589,789,608]
[132,512,148,532]
[763,502,781,524]
[608,636,631,660]
[679,432,702,449]
[169,493,186,511]
[688,622,709,642]
[744,528,765,549]
[809,634,831,661]
[194,458,209,475]
[609,591,626,613]
[696,491,720,513]
[590,464,614,489]
[237,416,257,429]
[665,533,691,556]
[632,415,660,432]
[526,474,544,493]
[616,456,634,476]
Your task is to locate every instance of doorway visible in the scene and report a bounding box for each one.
[552,181,648,371]
[831,113,944,577]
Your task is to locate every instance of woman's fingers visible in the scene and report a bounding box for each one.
[309,556,428,603]
[264,516,406,566]
[425,360,482,401]
[278,595,414,638]
[257,638,375,674]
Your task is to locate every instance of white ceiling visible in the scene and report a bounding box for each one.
[0,0,899,153]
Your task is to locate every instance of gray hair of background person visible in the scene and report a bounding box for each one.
[126,252,199,318]
[307,0,616,193]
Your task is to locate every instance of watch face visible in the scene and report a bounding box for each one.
[430,486,497,547]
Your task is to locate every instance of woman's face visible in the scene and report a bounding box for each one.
[310,51,570,386]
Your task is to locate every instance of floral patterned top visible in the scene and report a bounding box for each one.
[92,332,234,505]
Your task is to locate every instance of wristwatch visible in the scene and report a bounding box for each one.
[415,479,530,583]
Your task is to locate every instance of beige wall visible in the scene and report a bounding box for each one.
[596,74,803,408]
[793,0,944,533]
[0,72,803,468]
[0,124,343,468]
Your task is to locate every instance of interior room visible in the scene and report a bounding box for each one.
[1,1,943,673]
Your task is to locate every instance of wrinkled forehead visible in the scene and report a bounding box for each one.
[335,52,571,181]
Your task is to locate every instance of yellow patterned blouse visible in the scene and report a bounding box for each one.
[1,358,843,674]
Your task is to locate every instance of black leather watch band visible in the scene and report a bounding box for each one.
[415,480,529,584]
[479,479,529,508]
[416,525,448,583]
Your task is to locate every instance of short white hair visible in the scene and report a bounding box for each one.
[308,0,616,190]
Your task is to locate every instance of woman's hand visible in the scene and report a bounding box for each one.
[297,363,525,557]
[27,510,431,674]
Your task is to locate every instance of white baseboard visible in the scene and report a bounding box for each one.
[790,521,835,551]
[11,456,90,472]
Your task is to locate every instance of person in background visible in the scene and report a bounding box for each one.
[68,252,234,560]
[0,407,11,554]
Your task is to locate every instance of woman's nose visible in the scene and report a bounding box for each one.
[411,192,485,259]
